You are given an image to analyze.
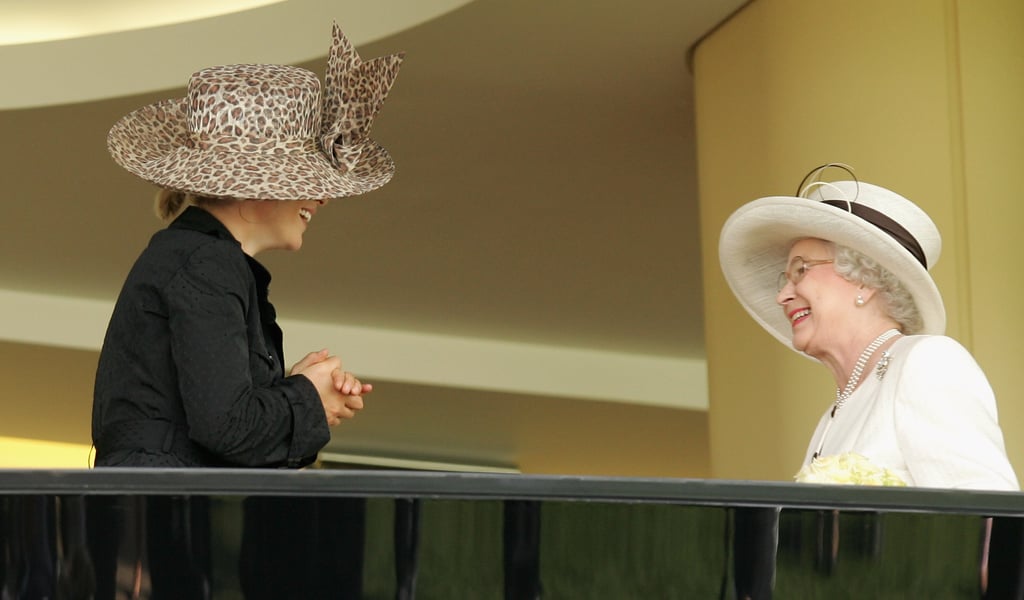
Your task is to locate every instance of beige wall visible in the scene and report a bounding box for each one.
[693,0,1024,481]
[0,341,710,476]
[956,0,1024,486]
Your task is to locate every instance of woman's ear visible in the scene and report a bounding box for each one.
[857,285,879,305]
[238,199,280,224]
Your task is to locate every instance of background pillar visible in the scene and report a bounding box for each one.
[692,0,1024,481]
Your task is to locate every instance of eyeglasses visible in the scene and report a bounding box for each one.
[776,257,834,292]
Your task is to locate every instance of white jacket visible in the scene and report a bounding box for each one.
[802,335,1019,491]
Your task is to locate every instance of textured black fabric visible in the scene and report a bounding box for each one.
[93,206,330,468]
[94,418,227,467]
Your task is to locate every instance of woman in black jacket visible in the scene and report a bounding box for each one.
[93,24,404,469]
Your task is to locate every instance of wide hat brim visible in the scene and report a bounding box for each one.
[718,193,946,355]
[107,98,395,200]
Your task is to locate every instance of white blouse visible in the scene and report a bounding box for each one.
[802,335,1019,491]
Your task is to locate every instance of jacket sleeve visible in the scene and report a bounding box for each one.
[894,336,1019,491]
[164,242,330,467]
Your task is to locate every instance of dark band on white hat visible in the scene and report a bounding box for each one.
[822,200,927,269]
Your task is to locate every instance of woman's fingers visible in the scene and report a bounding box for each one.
[288,348,330,376]
[331,370,372,395]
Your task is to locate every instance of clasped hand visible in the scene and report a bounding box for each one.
[291,349,373,427]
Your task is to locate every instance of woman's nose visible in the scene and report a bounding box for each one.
[776,280,795,306]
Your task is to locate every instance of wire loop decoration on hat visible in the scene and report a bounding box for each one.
[796,162,859,205]
[797,163,927,269]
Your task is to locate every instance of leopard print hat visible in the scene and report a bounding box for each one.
[107,23,404,201]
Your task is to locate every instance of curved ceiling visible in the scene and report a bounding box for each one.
[0,0,286,44]
[0,0,475,109]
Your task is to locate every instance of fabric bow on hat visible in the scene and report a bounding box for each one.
[320,22,405,173]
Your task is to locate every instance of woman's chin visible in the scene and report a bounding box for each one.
[795,341,826,361]
[280,236,303,252]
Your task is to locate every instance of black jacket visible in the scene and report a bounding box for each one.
[92,207,329,467]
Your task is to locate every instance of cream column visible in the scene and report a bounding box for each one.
[692,0,1024,481]
[956,0,1024,479]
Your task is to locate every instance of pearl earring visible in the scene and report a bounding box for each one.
[855,295,865,307]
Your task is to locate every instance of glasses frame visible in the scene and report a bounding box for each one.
[776,257,834,292]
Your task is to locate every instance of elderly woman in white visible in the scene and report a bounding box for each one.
[719,164,1018,490]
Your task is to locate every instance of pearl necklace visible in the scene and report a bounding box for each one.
[812,328,900,460]
[832,328,901,417]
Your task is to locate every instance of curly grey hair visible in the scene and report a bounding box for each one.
[832,243,924,334]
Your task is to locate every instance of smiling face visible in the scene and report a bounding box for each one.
[775,238,862,359]
[244,198,328,253]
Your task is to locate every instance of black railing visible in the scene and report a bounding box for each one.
[1,469,1022,599]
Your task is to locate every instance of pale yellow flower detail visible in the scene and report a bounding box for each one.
[795,452,907,486]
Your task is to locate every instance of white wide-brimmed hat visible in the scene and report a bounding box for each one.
[718,164,946,353]
[107,22,404,201]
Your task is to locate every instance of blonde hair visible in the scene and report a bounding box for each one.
[154,190,231,221]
